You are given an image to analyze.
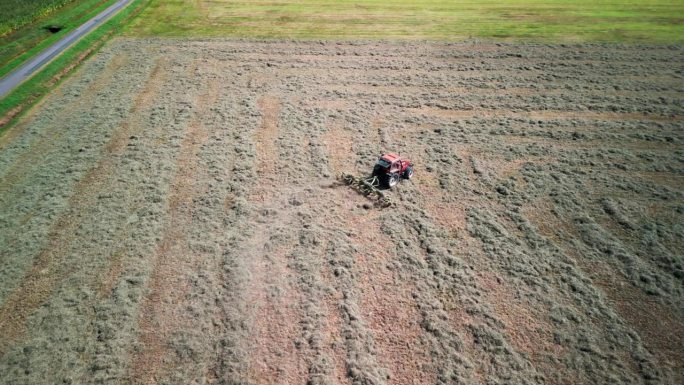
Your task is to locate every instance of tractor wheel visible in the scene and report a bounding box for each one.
[388,173,399,188]
[403,166,414,179]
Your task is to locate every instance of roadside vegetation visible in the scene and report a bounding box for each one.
[124,0,684,43]
[0,0,149,135]
[0,0,112,75]
[1,0,81,36]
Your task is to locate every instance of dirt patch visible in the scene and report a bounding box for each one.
[243,95,307,384]
[322,118,354,175]
[255,96,281,173]
[336,191,436,385]
[246,241,307,385]
[477,270,567,378]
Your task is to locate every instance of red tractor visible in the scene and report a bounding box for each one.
[372,153,414,188]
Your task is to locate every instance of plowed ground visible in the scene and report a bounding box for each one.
[0,39,682,385]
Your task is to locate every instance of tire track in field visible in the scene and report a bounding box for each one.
[242,94,311,384]
[341,199,436,385]
[130,60,221,384]
[244,213,308,385]
[282,102,395,385]
[0,57,166,356]
[252,95,281,199]
[329,102,542,384]
[318,113,436,385]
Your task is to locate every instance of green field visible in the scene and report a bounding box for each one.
[124,0,684,43]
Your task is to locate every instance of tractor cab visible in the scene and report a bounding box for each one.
[372,153,414,187]
[374,153,400,172]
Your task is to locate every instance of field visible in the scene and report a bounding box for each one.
[124,0,684,43]
[0,38,681,384]
[2,0,683,148]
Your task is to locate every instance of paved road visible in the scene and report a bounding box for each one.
[0,0,133,98]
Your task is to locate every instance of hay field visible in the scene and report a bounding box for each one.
[0,39,682,384]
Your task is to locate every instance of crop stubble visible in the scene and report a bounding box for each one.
[0,38,682,384]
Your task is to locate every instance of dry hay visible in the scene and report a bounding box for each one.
[0,39,682,384]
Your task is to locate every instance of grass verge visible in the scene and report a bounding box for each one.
[0,0,149,136]
[123,0,684,43]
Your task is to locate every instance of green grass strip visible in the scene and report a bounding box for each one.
[123,0,684,43]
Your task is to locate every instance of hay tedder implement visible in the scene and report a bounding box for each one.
[340,173,392,207]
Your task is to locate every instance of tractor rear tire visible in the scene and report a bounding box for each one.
[403,166,414,179]
[388,173,399,188]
